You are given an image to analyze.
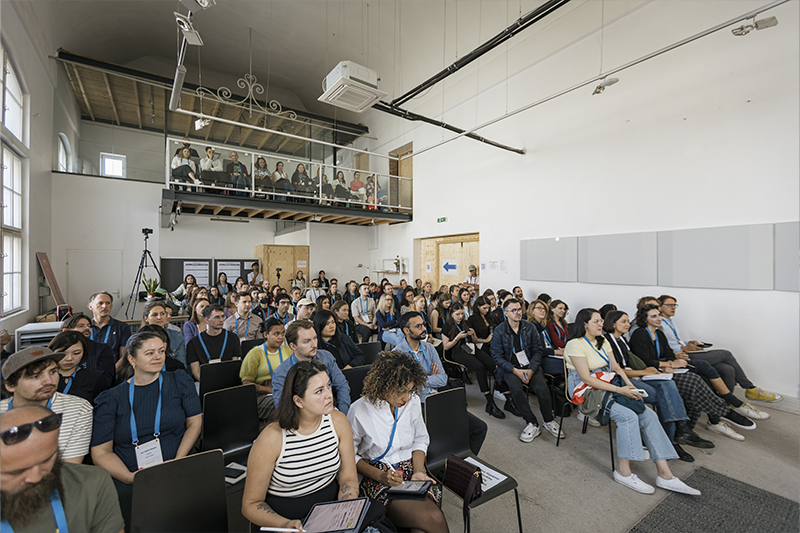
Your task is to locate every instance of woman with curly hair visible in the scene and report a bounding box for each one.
[347,352,448,533]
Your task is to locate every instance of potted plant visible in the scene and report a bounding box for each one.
[142,274,160,301]
[393,255,401,272]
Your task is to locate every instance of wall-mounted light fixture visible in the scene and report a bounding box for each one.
[592,77,619,95]
[732,15,778,36]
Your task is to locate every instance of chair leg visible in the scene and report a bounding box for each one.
[557,403,567,447]
[608,422,615,472]
[514,488,523,533]
[582,415,589,434]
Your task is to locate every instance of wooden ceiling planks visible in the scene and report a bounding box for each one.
[71,65,95,120]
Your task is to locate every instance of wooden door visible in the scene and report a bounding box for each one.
[419,238,440,289]
[418,234,479,291]
[254,244,310,290]
[398,149,412,212]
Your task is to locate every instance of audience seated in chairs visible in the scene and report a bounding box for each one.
[241,360,361,532]
[141,301,186,369]
[170,274,197,301]
[253,157,272,192]
[226,151,250,196]
[240,317,293,427]
[91,331,203,525]
[351,283,378,343]
[171,147,199,188]
[443,303,504,419]
[88,291,132,375]
[199,146,223,172]
[313,310,366,370]
[272,161,294,199]
[224,292,263,342]
[430,293,451,339]
[347,352,448,533]
[183,297,210,346]
[564,308,700,496]
[216,272,234,301]
[376,293,399,348]
[291,163,315,198]
[332,300,359,344]
[491,298,563,442]
[49,331,110,405]
[526,299,564,376]
[186,304,242,382]
[60,313,116,383]
[399,287,416,315]
[271,293,295,326]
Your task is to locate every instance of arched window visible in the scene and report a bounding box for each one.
[58,133,71,172]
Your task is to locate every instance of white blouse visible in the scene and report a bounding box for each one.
[347,395,429,466]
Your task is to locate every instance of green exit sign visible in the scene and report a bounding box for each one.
[437,217,447,223]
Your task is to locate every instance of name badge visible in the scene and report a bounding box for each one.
[544,338,553,349]
[209,358,223,364]
[135,438,164,470]
[515,350,530,367]
[360,314,370,322]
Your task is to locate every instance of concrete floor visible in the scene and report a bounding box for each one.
[435,386,800,533]
[227,386,799,533]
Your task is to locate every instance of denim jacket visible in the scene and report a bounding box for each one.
[491,320,544,383]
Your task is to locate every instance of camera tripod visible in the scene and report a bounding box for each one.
[125,232,161,319]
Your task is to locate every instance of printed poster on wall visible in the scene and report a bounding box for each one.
[218,261,241,282]
[297,260,307,268]
[426,262,432,273]
[183,261,210,287]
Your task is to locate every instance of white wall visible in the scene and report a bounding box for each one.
[159,215,276,258]
[307,222,371,285]
[79,121,165,182]
[360,1,800,397]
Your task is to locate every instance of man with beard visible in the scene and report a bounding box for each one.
[0,405,124,532]
[0,347,93,464]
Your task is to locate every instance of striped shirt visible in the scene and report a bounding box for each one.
[1,392,93,460]
[268,414,340,498]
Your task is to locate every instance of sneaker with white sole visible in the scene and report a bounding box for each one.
[706,420,745,441]
[520,422,540,443]
[733,401,770,420]
[721,409,756,430]
[745,387,783,403]
[577,411,601,428]
[613,471,655,494]
[542,420,565,439]
[656,476,701,496]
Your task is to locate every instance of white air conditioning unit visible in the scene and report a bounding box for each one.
[318,61,387,113]
[14,322,64,352]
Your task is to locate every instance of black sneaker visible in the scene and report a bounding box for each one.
[675,428,715,449]
[673,442,695,462]
[721,409,757,430]
[504,397,522,418]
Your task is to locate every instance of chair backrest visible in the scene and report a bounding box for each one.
[130,449,227,533]
[357,341,382,364]
[241,338,264,356]
[199,359,243,400]
[424,387,471,476]
[342,365,371,404]
[201,384,259,462]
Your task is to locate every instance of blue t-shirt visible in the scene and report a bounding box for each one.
[90,317,132,356]
[91,371,202,472]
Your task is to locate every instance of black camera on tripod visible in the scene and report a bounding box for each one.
[142,228,153,235]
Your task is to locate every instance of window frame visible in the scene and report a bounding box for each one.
[100,152,126,178]
[1,143,24,316]
[2,47,25,142]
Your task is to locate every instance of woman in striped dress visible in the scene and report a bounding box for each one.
[242,359,360,531]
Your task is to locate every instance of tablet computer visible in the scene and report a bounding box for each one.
[387,480,432,500]
[302,497,369,533]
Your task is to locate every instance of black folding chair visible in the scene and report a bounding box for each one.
[357,341,382,364]
[342,365,371,404]
[130,450,227,533]
[200,384,259,464]
[425,387,523,533]
[199,359,243,402]
[241,338,264,357]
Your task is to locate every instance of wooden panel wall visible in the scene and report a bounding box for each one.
[418,234,479,290]
[254,244,310,289]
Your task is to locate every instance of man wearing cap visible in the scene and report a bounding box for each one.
[0,405,125,532]
[223,292,263,342]
[0,347,93,463]
[464,265,480,288]
[87,291,132,375]
[293,298,315,324]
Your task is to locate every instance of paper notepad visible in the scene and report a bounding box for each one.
[464,457,507,492]
[641,373,673,381]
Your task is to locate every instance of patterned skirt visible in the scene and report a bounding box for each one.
[359,459,442,508]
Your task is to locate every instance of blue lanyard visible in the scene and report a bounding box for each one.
[129,374,163,445]
[554,323,566,343]
[583,337,610,365]
[409,345,430,374]
[1,489,68,533]
[199,331,228,362]
[220,284,228,296]
[91,325,111,344]
[277,312,290,325]
[359,298,367,315]
[455,322,464,333]
[344,322,350,335]
[235,316,251,338]
[542,329,553,347]
[263,343,286,376]
[62,369,78,395]
[311,289,320,300]
[374,407,399,462]
[8,397,53,410]
[648,328,662,359]
[662,318,683,344]
[292,302,298,315]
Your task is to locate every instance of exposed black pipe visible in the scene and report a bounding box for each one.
[373,102,525,155]
[391,0,572,108]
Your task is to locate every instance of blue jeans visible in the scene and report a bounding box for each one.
[633,379,688,442]
[568,369,679,462]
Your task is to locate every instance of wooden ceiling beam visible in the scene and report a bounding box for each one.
[260,210,280,219]
[239,124,255,146]
[292,213,313,221]
[228,207,245,217]
[132,80,142,129]
[205,100,221,140]
[193,204,205,214]
[275,119,308,152]
[212,205,225,215]
[183,93,196,137]
[72,66,95,121]
[223,107,244,144]
[277,212,295,220]
[246,208,262,218]
[102,73,121,125]
[257,117,285,150]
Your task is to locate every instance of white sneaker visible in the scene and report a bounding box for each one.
[706,420,745,441]
[613,471,655,494]
[577,411,601,428]
[542,420,565,439]
[642,446,650,461]
[656,476,701,496]
[733,402,770,420]
[494,390,507,402]
[520,423,540,443]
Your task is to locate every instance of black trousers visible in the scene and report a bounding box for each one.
[452,346,495,393]
[467,412,488,455]
[503,368,554,425]
[355,324,373,343]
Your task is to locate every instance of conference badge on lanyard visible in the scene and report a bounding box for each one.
[515,350,530,367]
[130,374,165,470]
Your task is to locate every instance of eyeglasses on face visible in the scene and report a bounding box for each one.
[508,308,523,314]
[0,413,63,446]
[662,303,679,308]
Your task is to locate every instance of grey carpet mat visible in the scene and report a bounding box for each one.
[628,467,799,533]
